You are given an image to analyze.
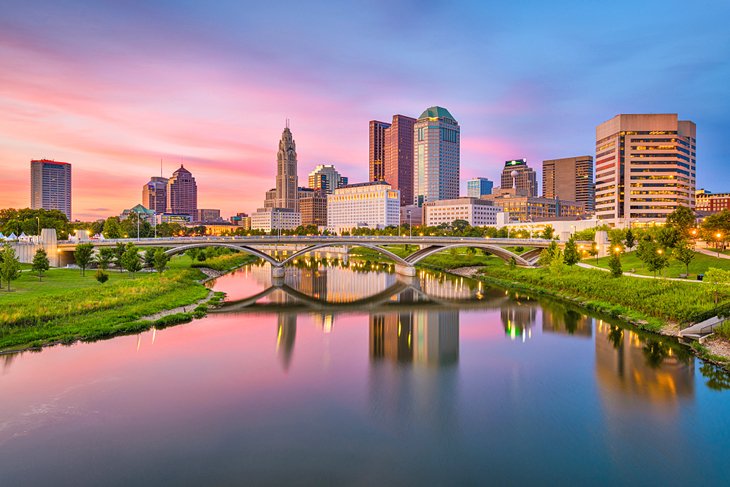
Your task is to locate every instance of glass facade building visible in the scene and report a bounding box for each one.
[413,106,460,206]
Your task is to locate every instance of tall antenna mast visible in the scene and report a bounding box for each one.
[160,158,163,178]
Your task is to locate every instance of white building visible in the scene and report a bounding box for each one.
[424,197,500,227]
[327,182,400,234]
[251,208,301,233]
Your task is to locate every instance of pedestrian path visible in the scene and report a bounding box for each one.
[576,262,704,283]
[696,247,730,260]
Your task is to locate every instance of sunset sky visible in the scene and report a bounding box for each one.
[1,0,728,220]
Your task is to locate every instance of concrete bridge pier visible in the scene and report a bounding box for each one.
[394,264,416,277]
[271,266,285,278]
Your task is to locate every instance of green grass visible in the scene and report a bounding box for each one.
[470,259,730,329]
[191,252,259,272]
[590,250,730,278]
[0,255,210,351]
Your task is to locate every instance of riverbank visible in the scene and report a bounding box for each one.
[0,252,257,353]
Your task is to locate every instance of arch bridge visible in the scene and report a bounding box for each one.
[56,236,585,276]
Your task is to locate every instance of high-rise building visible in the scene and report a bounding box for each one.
[327,182,400,234]
[276,125,299,211]
[467,177,494,198]
[500,159,537,197]
[369,120,391,182]
[384,114,416,206]
[142,176,168,214]
[308,164,347,194]
[489,188,584,223]
[595,114,696,224]
[542,156,594,212]
[166,165,197,216]
[30,159,72,220]
[413,106,460,206]
[299,190,328,227]
[196,209,223,223]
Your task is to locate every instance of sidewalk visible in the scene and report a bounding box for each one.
[696,247,730,260]
[577,262,704,283]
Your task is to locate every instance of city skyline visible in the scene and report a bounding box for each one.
[1,0,728,219]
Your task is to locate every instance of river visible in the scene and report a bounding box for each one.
[1,260,729,486]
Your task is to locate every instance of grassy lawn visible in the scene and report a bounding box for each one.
[0,255,210,351]
[191,252,259,272]
[591,250,730,278]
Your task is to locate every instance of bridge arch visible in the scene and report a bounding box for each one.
[279,242,410,267]
[164,243,280,266]
[405,243,533,267]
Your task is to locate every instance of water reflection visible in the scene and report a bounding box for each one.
[595,321,694,407]
[370,310,459,366]
[541,302,593,337]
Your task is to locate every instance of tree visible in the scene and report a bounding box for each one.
[666,205,695,235]
[144,249,157,268]
[563,238,580,266]
[96,247,114,270]
[95,269,109,284]
[154,249,170,273]
[538,241,559,267]
[540,225,555,240]
[625,229,636,250]
[102,216,122,239]
[121,245,142,275]
[656,226,680,249]
[636,237,669,277]
[673,241,695,276]
[0,245,21,291]
[705,268,730,307]
[74,243,94,276]
[608,251,622,277]
[113,242,126,272]
[548,248,564,274]
[32,248,50,281]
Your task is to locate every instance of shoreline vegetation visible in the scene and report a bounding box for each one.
[0,251,258,353]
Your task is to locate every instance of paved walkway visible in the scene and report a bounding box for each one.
[696,247,730,260]
[577,262,704,283]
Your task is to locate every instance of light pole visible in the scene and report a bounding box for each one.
[407,210,412,239]
[716,232,723,257]
[136,212,140,241]
[153,211,157,239]
[690,227,698,250]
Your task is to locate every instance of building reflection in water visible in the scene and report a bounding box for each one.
[500,294,538,342]
[595,320,694,410]
[370,310,459,366]
[276,314,297,371]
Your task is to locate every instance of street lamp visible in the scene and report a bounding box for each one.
[716,232,723,257]
[407,210,412,239]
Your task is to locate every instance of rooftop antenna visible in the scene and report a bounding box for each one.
[160,158,163,178]
[286,118,290,129]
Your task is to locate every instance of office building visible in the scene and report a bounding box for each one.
[250,207,301,232]
[369,120,391,182]
[166,165,197,216]
[308,164,347,194]
[595,113,696,225]
[696,189,730,214]
[30,159,72,220]
[467,177,494,198]
[500,159,537,197]
[384,114,416,206]
[543,156,594,212]
[299,190,328,227]
[142,177,168,214]
[401,205,423,227]
[489,188,583,223]
[423,197,500,227]
[327,182,400,234]
[196,209,223,223]
[120,204,155,221]
[275,125,299,211]
[413,106,460,205]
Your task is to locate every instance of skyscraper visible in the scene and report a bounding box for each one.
[595,114,696,224]
[142,176,168,214]
[413,106,460,205]
[166,165,197,216]
[276,125,299,211]
[308,164,347,194]
[500,159,537,197]
[369,120,391,182]
[467,177,493,198]
[384,114,416,206]
[542,156,594,212]
[30,159,72,220]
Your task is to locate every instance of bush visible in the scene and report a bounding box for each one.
[95,269,109,284]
